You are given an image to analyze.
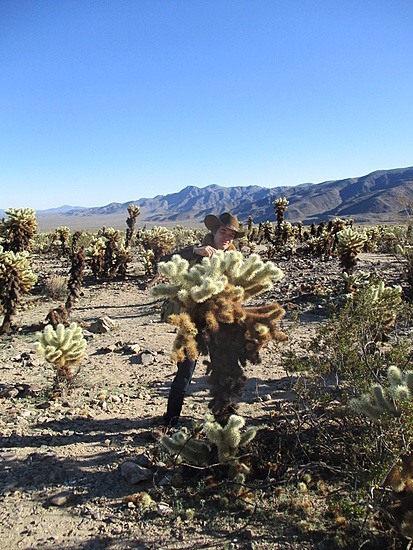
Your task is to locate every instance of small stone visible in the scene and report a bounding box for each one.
[139,352,155,366]
[120,461,153,484]
[49,491,75,507]
[89,316,117,334]
[157,502,173,516]
[128,343,141,354]
[0,387,19,398]
[37,401,51,409]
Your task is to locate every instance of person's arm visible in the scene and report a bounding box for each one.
[159,244,199,263]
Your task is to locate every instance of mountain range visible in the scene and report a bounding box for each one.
[3,166,413,231]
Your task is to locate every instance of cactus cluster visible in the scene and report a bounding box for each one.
[136,226,175,276]
[0,207,38,253]
[0,246,37,334]
[46,231,86,327]
[37,322,87,384]
[86,227,132,280]
[51,226,71,257]
[152,250,287,419]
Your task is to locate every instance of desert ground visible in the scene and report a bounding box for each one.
[0,248,408,549]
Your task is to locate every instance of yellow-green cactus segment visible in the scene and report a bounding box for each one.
[203,413,257,462]
[37,322,87,367]
[160,431,211,466]
[152,251,283,305]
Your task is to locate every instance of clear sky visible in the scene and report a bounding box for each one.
[1,0,413,210]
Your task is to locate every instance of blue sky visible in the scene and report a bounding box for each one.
[1,0,413,210]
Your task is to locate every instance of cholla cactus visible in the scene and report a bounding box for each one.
[203,412,256,463]
[87,235,106,279]
[125,204,140,248]
[51,226,71,257]
[0,208,38,252]
[160,413,256,491]
[350,366,413,420]
[337,227,367,277]
[86,228,132,280]
[0,246,37,334]
[367,280,402,334]
[273,197,289,223]
[257,221,275,245]
[136,226,175,276]
[171,226,205,249]
[340,270,371,294]
[396,243,413,298]
[152,251,287,420]
[160,430,212,466]
[37,322,87,385]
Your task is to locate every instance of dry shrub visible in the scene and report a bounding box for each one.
[44,275,67,300]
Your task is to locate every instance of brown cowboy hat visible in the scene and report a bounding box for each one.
[204,212,246,238]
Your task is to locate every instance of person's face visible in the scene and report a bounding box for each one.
[213,226,236,250]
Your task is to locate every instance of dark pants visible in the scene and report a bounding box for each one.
[164,357,196,426]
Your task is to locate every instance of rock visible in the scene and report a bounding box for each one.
[120,461,153,484]
[157,502,173,516]
[49,491,76,507]
[139,351,156,365]
[127,343,141,354]
[89,316,117,334]
[0,386,19,398]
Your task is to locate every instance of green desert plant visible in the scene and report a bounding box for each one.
[273,197,289,224]
[160,429,212,466]
[152,250,287,420]
[395,243,413,299]
[284,278,408,389]
[0,207,38,253]
[37,322,87,387]
[171,226,206,249]
[0,246,37,334]
[203,412,256,463]
[350,365,413,540]
[65,231,86,316]
[273,197,290,248]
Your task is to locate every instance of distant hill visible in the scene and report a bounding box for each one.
[8,166,413,231]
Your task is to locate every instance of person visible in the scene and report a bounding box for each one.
[156,212,246,431]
